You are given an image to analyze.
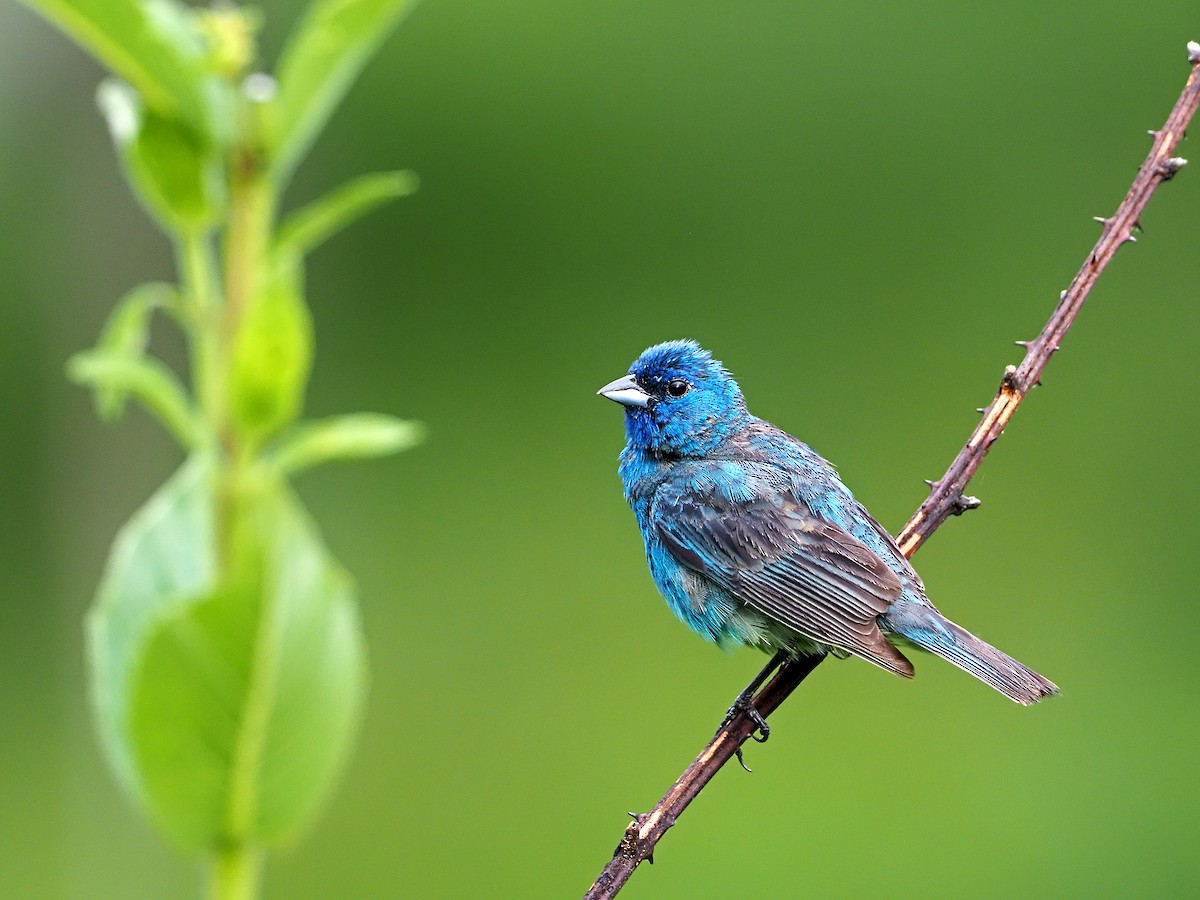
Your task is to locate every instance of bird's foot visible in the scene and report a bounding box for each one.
[721,691,770,743]
[720,650,789,771]
[729,701,770,773]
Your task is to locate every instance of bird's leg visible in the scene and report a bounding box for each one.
[724,651,789,772]
[720,649,788,744]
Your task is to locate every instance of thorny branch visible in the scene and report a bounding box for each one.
[584,41,1200,900]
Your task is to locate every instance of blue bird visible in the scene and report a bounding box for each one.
[599,340,1057,706]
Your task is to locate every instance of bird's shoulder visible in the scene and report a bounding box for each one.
[675,419,840,502]
[735,419,834,471]
[621,419,817,509]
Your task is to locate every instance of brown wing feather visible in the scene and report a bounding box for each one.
[656,492,914,677]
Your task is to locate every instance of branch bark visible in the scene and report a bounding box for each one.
[584,41,1200,900]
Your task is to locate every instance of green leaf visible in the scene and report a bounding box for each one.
[20,0,227,141]
[90,282,175,420]
[269,0,418,184]
[98,80,225,232]
[88,454,218,804]
[232,484,366,844]
[228,253,313,443]
[68,350,202,448]
[88,457,368,850]
[277,171,418,255]
[271,413,425,475]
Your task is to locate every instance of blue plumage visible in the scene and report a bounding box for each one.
[599,340,1057,704]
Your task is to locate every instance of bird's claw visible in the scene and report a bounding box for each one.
[745,703,770,743]
[721,692,771,743]
[735,747,753,772]
[732,705,769,773]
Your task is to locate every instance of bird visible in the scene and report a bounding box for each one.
[598,339,1058,713]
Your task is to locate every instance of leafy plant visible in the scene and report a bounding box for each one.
[20,1,422,896]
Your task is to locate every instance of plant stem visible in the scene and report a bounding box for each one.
[222,147,275,460]
[207,843,263,900]
[177,229,223,435]
[224,151,274,335]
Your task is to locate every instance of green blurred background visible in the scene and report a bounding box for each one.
[3,2,1198,897]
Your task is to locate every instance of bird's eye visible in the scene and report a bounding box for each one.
[666,378,690,398]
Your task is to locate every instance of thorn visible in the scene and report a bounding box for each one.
[627,812,639,821]
[1161,157,1188,180]
[953,494,982,514]
[924,478,937,489]
[1092,216,1108,224]
[1133,219,1144,232]
[1188,40,1200,64]
[1014,340,1029,348]
[1124,234,1138,244]
[946,492,980,516]
[1147,129,1160,137]
[976,407,986,414]
[1060,290,1068,299]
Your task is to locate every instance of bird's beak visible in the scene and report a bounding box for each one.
[597,374,651,408]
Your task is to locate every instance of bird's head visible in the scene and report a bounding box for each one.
[598,340,749,457]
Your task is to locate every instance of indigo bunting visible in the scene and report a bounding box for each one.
[599,340,1057,705]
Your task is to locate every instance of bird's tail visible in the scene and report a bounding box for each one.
[883,603,1059,705]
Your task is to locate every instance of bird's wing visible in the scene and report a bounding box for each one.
[654,488,914,675]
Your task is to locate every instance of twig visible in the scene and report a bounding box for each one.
[584,41,1200,900]
[897,42,1200,557]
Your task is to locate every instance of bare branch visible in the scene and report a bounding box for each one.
[898,47,1200,556]
[584,41,1200,900]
